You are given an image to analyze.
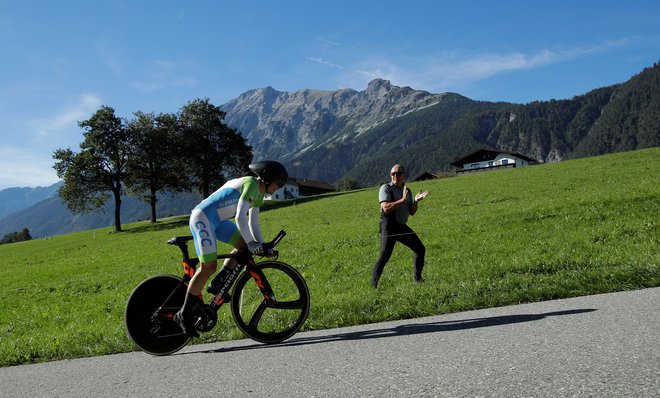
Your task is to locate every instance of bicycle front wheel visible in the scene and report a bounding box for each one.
[231,261,310,344]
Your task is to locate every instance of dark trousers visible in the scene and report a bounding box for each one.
[372,218,426,285]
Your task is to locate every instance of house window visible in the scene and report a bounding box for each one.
[488,161,494,167]
[501,159,509,165]
[470,163,479,169]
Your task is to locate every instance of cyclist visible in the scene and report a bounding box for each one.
[174,160,288,337]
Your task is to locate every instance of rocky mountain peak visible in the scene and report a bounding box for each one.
[366,78,393,98]
[222,79,445,163]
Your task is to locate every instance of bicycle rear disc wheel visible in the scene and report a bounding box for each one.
[125,274,191,355]
[231,261,310,344]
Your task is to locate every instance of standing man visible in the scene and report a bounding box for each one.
[371,164,429,288]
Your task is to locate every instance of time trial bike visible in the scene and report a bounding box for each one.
[124,230,310,356]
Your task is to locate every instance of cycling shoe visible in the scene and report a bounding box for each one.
[173,310,199,338]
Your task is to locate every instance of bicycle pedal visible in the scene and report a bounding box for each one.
[193,305,218,332]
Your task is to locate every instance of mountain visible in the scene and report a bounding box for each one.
[0,191,202,239]
[0,182,62,219]
[223,62,660,185]
[222,78,446,182]
[3,63,658,238]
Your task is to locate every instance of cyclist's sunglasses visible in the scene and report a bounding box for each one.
[390,171,404,176]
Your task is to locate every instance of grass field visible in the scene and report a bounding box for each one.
[1,148,658,367]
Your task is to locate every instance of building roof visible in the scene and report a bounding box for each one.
[451,148,539,167]
[413,171,438,181]
[287,177,337,191]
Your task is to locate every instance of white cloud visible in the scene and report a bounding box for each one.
[411,41,629,91]
[308,56,382,80]
[407,49,564,89]
[30,94,103,143]
[0,146,60,189]
[132,60,198,93]
[308,57,343,70]
[0,94,102,188]
[94,42,126,74]
[310,36,340,46]
[310,39,633,93]
[364,48,577,91]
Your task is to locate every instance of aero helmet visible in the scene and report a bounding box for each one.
[248,160,288,188]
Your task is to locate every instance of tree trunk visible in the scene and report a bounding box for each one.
[113,187,122,232]
[150,188,157,223]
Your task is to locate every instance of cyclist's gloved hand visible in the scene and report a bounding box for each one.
[247,241,264,255]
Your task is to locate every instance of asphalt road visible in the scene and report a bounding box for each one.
[1,287,658,397]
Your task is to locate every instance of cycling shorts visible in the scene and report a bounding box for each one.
[189,208,242,263]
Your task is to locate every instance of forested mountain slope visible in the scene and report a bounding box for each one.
[223,63,659,185]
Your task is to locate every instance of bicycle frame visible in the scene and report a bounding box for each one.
[166,230,286,312]
[207,254,275,305]
[166,236,199,282]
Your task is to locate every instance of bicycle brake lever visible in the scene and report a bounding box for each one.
[257,249,278,259]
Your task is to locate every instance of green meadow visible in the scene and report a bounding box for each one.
[1,148,658,367]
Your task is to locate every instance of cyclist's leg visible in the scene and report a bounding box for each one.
[188,208,220,295]
[175,208,221,337]
[207,221,247,293]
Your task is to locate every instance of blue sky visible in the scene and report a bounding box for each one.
[1,0,658,189]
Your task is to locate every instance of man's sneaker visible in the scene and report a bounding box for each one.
[173,310,199,338]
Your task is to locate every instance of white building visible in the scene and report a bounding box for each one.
[451,149,539,174]
[266,177,337,201]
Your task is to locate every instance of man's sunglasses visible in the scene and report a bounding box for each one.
[390,171,403,176]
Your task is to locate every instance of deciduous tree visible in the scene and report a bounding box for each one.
[127,111,188,222]
[0,228,32,245]
[178,98,252,197]
[53,106,130,232]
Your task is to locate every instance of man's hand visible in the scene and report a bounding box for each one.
[415,190,429,202]
[401,184,409,202]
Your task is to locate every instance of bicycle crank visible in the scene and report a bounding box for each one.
[193,304,218,332]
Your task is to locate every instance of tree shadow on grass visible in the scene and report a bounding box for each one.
[182,308,596,356]
[124,217,190,234]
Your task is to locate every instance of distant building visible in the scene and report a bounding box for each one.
[413,171,438,182]
[451,149,539,175]
[267,177,337,201]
